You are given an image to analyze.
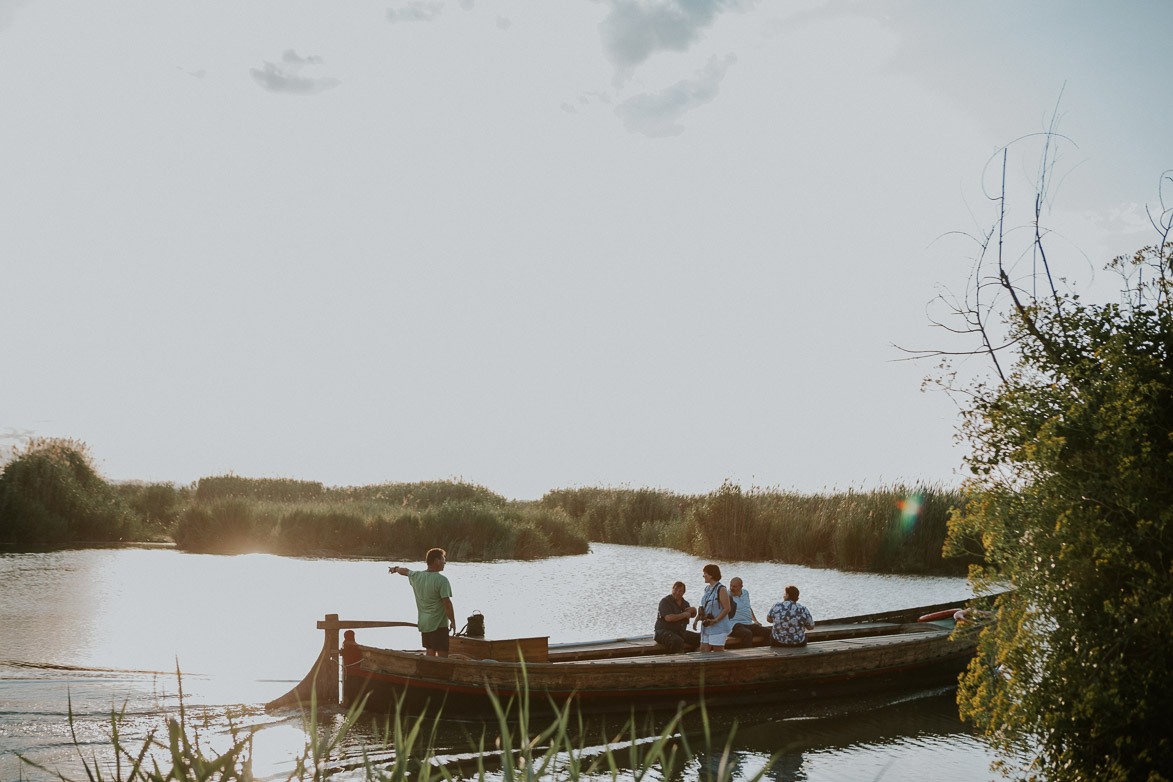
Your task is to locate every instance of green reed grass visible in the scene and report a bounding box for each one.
[17,672,771,782]
[541,481,976,574]
[2,440,974,572]
[170,491,588,561]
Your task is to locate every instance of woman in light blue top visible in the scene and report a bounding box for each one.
[693,563,733,651]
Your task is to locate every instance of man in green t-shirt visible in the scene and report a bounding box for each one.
[390,547,456,657]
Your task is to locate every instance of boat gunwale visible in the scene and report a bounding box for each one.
[353,622,964,674]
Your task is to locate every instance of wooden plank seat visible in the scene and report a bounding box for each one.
[546,622,919,662]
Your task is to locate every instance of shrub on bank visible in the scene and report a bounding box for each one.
[0,438,141,545]
[115,482,188,533]
[174,498,279,553]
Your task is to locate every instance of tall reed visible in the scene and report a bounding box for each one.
[170,482,588,561]
[15,673,768,782]
[1,440,973,572]
[541,482,975,574]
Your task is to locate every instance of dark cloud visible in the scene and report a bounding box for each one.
[599,0,754,79]
[250,49,340,95]
[614,54,735,137]
[387,1,444,23]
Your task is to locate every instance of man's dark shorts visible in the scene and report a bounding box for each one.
[655,629,700,653]
[730,623,754,644]
[421,627,450,652]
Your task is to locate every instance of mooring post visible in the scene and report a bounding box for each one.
[320,613,340,706]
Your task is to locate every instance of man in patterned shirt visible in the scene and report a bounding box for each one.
[766,585,815,647]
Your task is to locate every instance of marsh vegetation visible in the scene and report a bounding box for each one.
[1,440,970,572]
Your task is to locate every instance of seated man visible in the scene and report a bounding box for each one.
[727,576,760,645]
[766,585,815,647]
[654,581,700,653]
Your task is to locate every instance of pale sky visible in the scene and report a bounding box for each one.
[2,1,1170,499]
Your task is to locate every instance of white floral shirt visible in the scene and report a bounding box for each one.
[766,600,815,645]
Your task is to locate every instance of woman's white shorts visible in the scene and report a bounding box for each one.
[700,628,729,647]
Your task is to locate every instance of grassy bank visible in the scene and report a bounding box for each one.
[173,477,587,561]
[1,440,974,572]
[540,481,974,574]
[0,443,587,560]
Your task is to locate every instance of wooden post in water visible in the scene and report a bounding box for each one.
[319,613,340,706]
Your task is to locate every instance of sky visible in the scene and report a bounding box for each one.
[1,0,1171,500]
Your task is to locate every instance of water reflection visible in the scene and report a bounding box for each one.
[0,544,993,780]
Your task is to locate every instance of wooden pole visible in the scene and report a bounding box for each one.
[321,613,339,706]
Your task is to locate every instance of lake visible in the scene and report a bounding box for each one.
[0,543,1002,780]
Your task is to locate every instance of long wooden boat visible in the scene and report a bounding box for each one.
[266,596,993,716]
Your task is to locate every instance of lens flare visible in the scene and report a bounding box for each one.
[898,492,924,534]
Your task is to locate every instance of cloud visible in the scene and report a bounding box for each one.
[614,54,735,137]
[496,16,512,31]
[250,50,340,95]
[599,0,753,79]
[1085,202,1164,237]
[387,1,444,23]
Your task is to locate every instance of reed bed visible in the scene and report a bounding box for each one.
[172,493,588,561]
[2,440,976,572]
[540,481,975,574]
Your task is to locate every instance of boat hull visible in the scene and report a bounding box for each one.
[344,622,978,716]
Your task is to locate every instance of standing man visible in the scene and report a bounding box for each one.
[654,581,700,653]
[728,576,760,645]
[390,547,456,657]
[766,585,815,647]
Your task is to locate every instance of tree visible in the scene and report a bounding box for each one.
[0,437,141,544]
[924,129,1173,780]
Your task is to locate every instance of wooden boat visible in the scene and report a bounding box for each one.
[266,596,992,716]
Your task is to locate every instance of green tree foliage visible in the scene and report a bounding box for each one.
[938,149,1173,779]
[116,482,188,533]
[0,438,141,544]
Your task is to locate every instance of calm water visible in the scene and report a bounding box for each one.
[0,544,1002,780]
